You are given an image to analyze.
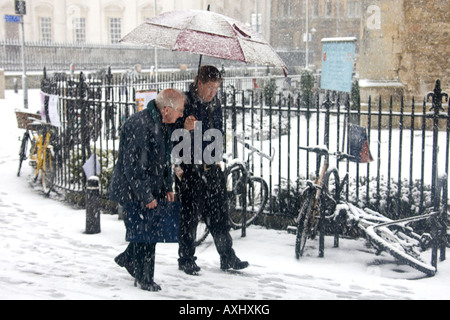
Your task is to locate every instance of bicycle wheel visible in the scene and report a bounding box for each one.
[42,147,56,195]
[30,136,41,183]
[365,219,437,276]
[323,168,341,204]
[247,177,268,216]
[295,187,316,259]
[194,218,210,247]
[226,163,246,227]
[321,168,344,236]
[17,131,30,177]
[226,163,267,229]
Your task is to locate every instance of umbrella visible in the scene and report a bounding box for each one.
[120,9,288,76]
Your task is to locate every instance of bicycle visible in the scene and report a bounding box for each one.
[295,145,354,259]
[16,111,58,195]
[193,138,274,246]
[295,146,445,277]
[334,202,440,277]
[225,138,274,230]
[16,110,39,177]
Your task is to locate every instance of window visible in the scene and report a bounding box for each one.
[109,17,121,44]
[347,1,361,17]
[325,1,332,17]
[40,17,52,42]
[313,0,319,17]
[74,17,86,43]
[281,0,293,17]
[252,13,262,33]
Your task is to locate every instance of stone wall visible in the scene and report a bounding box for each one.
[359,0,449,100]
[399,0,450,98]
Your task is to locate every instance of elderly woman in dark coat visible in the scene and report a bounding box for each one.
[110,88,185,291]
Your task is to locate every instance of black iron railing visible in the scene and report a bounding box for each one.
[40,68,448,225]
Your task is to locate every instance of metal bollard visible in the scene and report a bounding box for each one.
[13,78,19,94]
[85,176,101,234]
[0,69,4,99]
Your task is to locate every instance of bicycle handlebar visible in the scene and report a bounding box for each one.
[236,137,275,162]
[299,145,356,161]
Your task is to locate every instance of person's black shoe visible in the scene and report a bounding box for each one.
[138,281,162,292]
[115,252,135,278]
[220,255,249,271]
[179,259,201,275]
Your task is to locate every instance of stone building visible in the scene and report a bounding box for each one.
[358,0,449,99]
[270,0,362,69]
[1,0,448,98]
[0,0,271,44]
[269,0,449,98]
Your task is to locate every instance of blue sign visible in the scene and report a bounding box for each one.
[4,15,21,23]
[321,38,356,93]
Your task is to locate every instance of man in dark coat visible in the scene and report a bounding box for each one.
[110,88,185,291]
[173,65,248,275]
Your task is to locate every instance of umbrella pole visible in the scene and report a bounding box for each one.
[195,5,209,87]
[195,55,203,87]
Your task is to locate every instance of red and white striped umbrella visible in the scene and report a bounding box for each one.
[121,9,288,75]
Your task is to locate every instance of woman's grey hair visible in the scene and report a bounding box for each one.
[155,88,186,110]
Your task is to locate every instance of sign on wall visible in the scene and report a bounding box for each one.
[320,37,356,93]
[136,90,157,112]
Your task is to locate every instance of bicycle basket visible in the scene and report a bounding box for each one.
[15,111,41,130]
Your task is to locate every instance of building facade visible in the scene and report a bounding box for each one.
[0,0,271,44]
[1,0,447,98]
[358,0,449,99]
[270,0,361,69]
[270,0,449,98]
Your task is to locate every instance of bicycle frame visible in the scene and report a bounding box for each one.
[30,130,49,172]
[335,202,440,276]
[29,123,55,194]
[296,146,354,258]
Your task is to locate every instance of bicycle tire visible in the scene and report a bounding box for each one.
[365,222,437,276]
[30,136,40,183]
[295,187,316,259]
[225,163,268,229]
[228,176,268,229]
[248,176,269,216]
[226,163,247,227]
[42,147,55,195]
[194,219,210,247]
[17,131,30,177]
[323,168,341,204]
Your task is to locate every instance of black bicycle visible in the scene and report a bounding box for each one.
[295,145,354,259]
[295,145,445,277]
[194,138,274,246]
[16,111,43,178]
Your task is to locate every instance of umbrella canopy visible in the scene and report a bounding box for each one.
[120,9,288,75]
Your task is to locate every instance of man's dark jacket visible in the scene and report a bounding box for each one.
[109,100,173,206]
[173,84,223,165]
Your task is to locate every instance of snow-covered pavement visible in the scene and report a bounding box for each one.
[0,90,449,300]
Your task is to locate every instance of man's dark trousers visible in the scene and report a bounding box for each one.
[178,164,235,264]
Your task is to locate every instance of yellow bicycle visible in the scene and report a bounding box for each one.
[29,121,57,195]
[16,111,57,195]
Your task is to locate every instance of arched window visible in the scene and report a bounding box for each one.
[104,4,123,44]
[67,5,87,43]
[35,3,54,42]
